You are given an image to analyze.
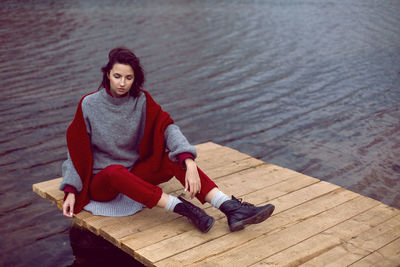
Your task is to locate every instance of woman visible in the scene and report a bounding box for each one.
[61,47,275,233]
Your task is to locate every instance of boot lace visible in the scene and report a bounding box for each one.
[235,197,255,208]
[186,202,207,217]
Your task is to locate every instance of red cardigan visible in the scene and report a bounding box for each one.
[66,90,175,213]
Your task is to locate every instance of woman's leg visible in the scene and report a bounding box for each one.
[89,164,163,209]
[168,161,275,232]
[90,164,214,232]
[205,187,220,203]
[169,161,218,204]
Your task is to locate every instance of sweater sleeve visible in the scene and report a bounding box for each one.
[164,124,197,162]
[59,152,83,192]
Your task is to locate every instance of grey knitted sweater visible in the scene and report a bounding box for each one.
[60,89,197,216]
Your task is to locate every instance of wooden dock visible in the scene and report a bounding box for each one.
[33,142,400,266]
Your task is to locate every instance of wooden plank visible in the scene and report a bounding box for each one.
[113,170,307,257]
[45,188,64,201]
[301,214,400,266]
[32,177,62,201]
[153,183,358,266]
[33,177,62,191]
[196,142,249,163]
[197,157,266,180]
[349,237,400,267]
[339,214,400,253]
[186,196,380,266]
[155,186,354,266]
[100,209,180,246]
[32,178,65,210]
[269,180,340,214]
[240,173,319,206]
[207,164,300,198]
[72,211,93,227]
[120,173,320,256]
[251,204,400,266]
[196,143,251,165]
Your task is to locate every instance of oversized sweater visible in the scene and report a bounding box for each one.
[60,89,197,216]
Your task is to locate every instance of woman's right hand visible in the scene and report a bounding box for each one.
[63,193,75,218]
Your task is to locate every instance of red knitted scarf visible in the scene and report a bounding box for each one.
[66,90,174,213]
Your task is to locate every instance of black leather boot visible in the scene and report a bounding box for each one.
[220,196,275,232]
[173,196,215,233]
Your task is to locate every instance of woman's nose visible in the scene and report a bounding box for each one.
[120,78,125,86]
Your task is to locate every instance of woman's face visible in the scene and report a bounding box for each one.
[107,63,135,97]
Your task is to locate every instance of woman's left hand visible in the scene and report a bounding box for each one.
[184,159,201,199]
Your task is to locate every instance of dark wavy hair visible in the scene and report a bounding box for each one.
[99,47,145,97]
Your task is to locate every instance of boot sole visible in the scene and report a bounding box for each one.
[230,204,275,232]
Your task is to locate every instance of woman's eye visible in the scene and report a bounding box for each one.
[114,74,121,78]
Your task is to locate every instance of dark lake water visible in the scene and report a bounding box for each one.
[1,0,400,265]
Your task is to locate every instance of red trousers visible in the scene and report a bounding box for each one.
[89,160,217,208]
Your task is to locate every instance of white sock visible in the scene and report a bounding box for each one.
[165,195,183,211]
[210,190,231,209]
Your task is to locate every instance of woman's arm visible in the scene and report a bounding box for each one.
[184,158,201,199]
[59,153,83,192]
[164,124,197,162]
[164,124,200,198]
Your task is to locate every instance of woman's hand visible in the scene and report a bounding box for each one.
[184,158,201,199]
[63,193,75,218]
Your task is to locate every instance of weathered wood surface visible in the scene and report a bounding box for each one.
[33,142,400,266]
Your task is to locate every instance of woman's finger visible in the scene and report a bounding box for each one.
[192,181,199,199]
[63,204,70,217]
[189,182,195,199]
[69,205,74,217]
[188,180,200,199]
[184,177,189,192]
[64,205,71,217]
